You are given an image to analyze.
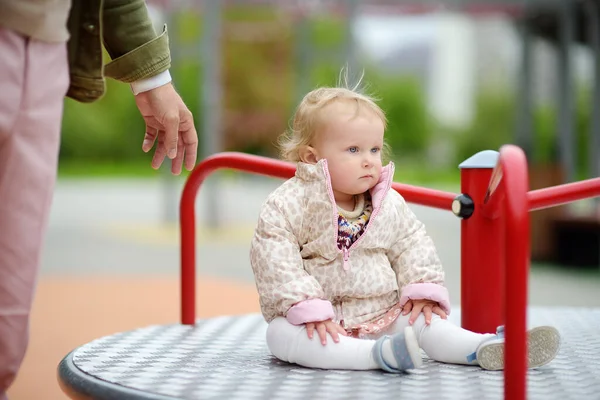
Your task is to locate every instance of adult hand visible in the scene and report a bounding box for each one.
[306,319,348,345]
[402,299,447,325]
[134,83,198,175]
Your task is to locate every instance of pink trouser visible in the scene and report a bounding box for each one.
[0,28,68,398]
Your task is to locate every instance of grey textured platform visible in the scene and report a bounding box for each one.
[60,307,600,400]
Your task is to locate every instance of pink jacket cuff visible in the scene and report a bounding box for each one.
[399,283,452,315]
[286,299,336,325]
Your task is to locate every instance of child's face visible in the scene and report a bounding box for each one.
[312,101,385,203]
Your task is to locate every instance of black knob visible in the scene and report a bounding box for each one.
[452,194,474,219]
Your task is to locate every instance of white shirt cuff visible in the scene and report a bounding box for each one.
[130,70,172,95]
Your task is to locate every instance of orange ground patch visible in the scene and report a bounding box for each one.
[7,276,260,400]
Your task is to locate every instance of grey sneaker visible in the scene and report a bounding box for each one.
[468,325,561,371]
[372,326,423,372]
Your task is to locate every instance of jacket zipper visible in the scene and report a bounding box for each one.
[321,159,342,252]
[342,247,350,271]
[320,160,394,330]
[334,165,394,272]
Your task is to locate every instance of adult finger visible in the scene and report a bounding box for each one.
[151,133,168,170]
[162,111,180,159]
[316,323,328,345]
[179,110,198,171]
[306,323,315,339]
[142,128,158,153]
[171,136,185,175]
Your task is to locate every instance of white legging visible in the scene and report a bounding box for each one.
[267,313,495,370]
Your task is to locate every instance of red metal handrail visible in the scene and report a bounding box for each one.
[180,153,293,324]
[179,151,457,324]
[481,145,530,400]
[529,177,600,211]
[480,146,600,400]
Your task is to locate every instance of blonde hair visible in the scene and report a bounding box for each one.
[278,70,388,162]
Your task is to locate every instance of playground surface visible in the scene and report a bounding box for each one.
[8,177,600,399]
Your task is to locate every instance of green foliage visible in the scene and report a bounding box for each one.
[574,90,592,174]
[219,6,294,156]
[58,5,594,182]
[532,105,557,165]
[174,11,202,43]
[310,16,346,48]
[370,76,431,158]
[60,79,147,163]
[454,87,593,177]
[311,63,344,87]
[307,67,432,158]
[454,91,515,164]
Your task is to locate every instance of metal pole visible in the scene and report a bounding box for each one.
[585,0,600,268]
[295,12,311,105]
[557,0,576,184]
[515,15,534,158]
[201,0,222,228]
[586,0,600,203]
[459,150,504,334]
[344,0,359,80]
[498,146,530,400]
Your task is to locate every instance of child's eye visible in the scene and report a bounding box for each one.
[371,147,380,153]
[348,147,358,153]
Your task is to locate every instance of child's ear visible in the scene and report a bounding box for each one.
[299,146,319,164]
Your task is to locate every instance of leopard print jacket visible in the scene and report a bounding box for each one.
[250,159,449,328]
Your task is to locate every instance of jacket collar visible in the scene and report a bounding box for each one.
[295,160,395,209]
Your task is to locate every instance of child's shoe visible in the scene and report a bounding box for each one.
[372,326,423,372]
[468,325,561,370]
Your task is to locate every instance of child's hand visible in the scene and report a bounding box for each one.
[306,319,348,345]
[402,299,447,325]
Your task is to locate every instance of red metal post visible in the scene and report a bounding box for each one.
[459,151,504,333]
[497,145,529,400]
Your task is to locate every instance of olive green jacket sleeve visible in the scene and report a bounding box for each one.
[102,0,171,82]
[66,0,171,102]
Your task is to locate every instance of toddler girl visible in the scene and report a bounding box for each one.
[249,82,560,372]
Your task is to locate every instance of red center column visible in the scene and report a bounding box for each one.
[456,150,504,334]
